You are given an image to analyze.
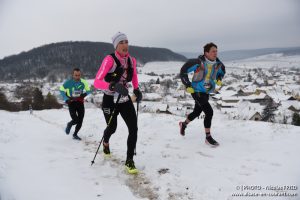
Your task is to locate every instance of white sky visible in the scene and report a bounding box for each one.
[0,0,299,58]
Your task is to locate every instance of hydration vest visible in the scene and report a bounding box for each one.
[192,55,223,82]
[104,53,133,83]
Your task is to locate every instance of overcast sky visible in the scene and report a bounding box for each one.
[0,0,299,59]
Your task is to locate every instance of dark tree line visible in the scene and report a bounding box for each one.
[0,88,62,112]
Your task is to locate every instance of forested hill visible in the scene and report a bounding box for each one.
[0,41,187,81]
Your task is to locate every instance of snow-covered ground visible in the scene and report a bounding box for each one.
[1,107,300,200]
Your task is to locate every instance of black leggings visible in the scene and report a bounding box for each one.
[68,101,85,135]
[188,93,213,128]
[102,94,138,160]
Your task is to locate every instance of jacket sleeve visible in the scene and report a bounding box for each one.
[81,79,92,95]
[180,59,200,87]
[59,81,69,101]
[94,55,114,90]
[131,57,139,89]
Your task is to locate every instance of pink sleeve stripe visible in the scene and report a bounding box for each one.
[93,56,114,90]
[131,57,139,89]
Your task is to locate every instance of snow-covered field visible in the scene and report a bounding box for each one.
[1,107,300,200]
[139,54,300,77]
[141,61,184,75]
[226,54,300,69]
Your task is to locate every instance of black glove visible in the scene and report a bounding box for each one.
[109,82,128,96]
[133,88,142,102]
[80,93,87,98]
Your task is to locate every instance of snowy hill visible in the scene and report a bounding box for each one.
[141,61,184,75]
[140,54,300,76]
[181,46,300,61]
[0,41,187,81]
[226,54,300,69]
[1,108,300,200]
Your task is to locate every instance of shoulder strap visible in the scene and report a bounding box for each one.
[215,57,221,70]
[198,55,205,70]
[127,56,132,68]
[110,53,121,68]
[110,53,133,69]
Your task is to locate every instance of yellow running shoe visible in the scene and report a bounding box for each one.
[125,159,139,174]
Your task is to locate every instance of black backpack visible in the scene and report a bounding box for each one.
[104,53,133,83]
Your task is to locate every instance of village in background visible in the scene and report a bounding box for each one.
[1,53,300,126]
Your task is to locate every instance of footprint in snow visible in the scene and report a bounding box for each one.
[196,151,214,158]
[158,168,169,175]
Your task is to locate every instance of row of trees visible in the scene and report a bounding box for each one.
[261,99,300,126]
[0,88,62,112]
[21,88,62,111]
